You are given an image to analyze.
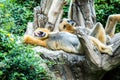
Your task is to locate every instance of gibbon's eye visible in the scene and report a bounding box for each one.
[71,23,74,26]
[63,25,66,29]
[67,20,70,23]
[70,20,75,25]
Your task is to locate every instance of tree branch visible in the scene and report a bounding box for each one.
[101,33,120,71]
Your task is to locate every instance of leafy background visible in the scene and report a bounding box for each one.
[0,0,120,80]
[0,0,55,80]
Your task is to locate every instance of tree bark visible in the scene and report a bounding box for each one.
[33,0,64,31]
[68,0,96,28]
[25,0,120,80]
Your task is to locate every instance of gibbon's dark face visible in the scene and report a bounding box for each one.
[34,28,49,40]
[34,31,46,37]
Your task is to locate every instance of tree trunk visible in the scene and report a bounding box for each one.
[25,0,120,80]
[33,0,64,31]
[68,0,96,28]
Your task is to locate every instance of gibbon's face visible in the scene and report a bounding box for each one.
[34,28,50,40]
[59,18,76,34]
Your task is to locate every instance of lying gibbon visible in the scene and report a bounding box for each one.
[24,27,112,55]
[24,28,83,54]
[59,15,120,55]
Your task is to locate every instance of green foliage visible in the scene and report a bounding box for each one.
[0,29,15,53]
[95,0,120,32]
[63,0,71,18]
[0,0,40,36]
[0,29,53,80]
[0,45,52,80]
[0,1,55,79]
[63,4,69,18]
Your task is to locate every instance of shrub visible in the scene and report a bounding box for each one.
[0,45,52,80]
[0,0,40,36]
[0,29,15,53]
[0,29,53,80]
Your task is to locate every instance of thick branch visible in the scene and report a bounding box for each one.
[76,29,102,68]
[33,0,64,31]
[101,33,120,71]
[68,0,96,28]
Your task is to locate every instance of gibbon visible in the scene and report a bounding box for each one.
[59,16,120,55]
[24,28,83,54]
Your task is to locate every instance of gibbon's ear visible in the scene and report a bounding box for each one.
[34,28,49,40]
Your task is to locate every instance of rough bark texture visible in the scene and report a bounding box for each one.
[25,0,120,80]
[68,0,96,28]
[33,0,64,31]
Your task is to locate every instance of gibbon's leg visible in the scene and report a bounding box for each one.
[23,35,47,47]
[89,36,113,55]
[105,14,120,37]
[90,22,106,44]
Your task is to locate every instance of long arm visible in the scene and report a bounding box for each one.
[23,35,47,47]
[90,22,106,44]
[105,14,120,37]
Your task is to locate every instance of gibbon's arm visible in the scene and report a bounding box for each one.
[105,14,120,37]
[23,28,50,47]
[23,35,47,47]
[89,36,112,55]
[90,22,106,44]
